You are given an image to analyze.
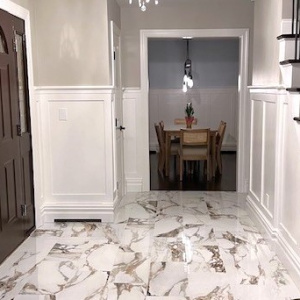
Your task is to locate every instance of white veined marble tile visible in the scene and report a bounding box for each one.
[151,238,186,262]
[153,216,183,238]
[146,297,187,300]
[14,295,55,299]
[111,251,151,285]
[148,262,188,296]
[107,283,147,300]
[0,191,299,300]
[121,226,153,255]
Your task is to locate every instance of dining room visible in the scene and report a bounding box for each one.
[148,37,239,191]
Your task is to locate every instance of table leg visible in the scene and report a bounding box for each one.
[211,133,216,178]
[165,132,170,177]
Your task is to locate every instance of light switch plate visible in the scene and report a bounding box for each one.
[59,108,67,121]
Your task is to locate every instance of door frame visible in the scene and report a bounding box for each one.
[140,28,249,192]
[0,1,41,224]
[110,21,125,202]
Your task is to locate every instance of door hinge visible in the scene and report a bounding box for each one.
[114,50,116,61]
[12,37,17,52]
[21,204,27,217]
[23,34,26,42]
[16,124,22,136]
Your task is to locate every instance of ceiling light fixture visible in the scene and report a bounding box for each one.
[182,39,193,93]
[129,0,159,12]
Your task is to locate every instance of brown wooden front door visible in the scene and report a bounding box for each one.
[0,8,35,264]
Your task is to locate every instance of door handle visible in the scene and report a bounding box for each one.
[117,125,126,131]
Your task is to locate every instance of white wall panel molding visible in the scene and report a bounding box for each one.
[35,86,115,224]
[248,89,300,290]
[122,88,144,192]
[125,178,143,193]
[246,195,278,238]
[249,86,286,94]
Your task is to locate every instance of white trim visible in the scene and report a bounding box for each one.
[34,86,115,93]
[110,21,121,87]
[0,1,45,226]
[41,202,114,223]
[140,28,249,192]
[246,195,278,238]
[247,194,300,290]
[248,85,286,93]
[125,178,143,193]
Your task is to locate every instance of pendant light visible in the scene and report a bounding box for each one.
[182,39,193,93]
[129,0,159,12]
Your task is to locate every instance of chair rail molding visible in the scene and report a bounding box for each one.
[141,28,250,193]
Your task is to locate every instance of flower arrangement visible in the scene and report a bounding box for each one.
[185,103,194,128]
[185,102,194,118]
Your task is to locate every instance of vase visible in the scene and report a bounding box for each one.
[185,116,194,128]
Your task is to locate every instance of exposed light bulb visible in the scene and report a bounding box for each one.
[183,74,188,83]
[129,0,159,11]
[187,77,193,88]
[183,83,187,93]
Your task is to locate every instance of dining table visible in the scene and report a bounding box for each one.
[163,124,218,178]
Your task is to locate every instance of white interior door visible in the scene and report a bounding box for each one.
[112,22,124,200]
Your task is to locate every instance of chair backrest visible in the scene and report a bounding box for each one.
[155,123,165,153]
[159,120,164,130]
[217,121,226,147]
[180,128,210,147]
[174,118,198,125]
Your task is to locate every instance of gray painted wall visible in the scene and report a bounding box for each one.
[148,39,239,89]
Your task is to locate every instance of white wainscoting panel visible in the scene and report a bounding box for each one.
[247,87,300,289]
[149,88,238,151]
[250,99,263,203]
[34,87,115,223]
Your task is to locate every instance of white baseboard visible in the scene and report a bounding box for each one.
[246,195,300,290]
[125,177,143,193]
[41,202,114,224]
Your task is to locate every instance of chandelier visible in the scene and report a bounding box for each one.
[129,0,159,12]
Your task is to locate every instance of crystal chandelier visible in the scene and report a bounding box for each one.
[129,0,159,12]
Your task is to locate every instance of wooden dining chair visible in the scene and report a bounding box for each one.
[216,120,227,174]
[174,118,198,125]
[155,123,179,175]
[178,128,211,181]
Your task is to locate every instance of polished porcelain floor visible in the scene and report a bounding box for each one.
[0,191,299,300]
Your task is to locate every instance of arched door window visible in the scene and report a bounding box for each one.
[0,26,8,54]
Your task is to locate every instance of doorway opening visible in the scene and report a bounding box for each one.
[148,37,239,191]
[140,29,249,193]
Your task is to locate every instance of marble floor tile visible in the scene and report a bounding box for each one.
[0,191,299,300]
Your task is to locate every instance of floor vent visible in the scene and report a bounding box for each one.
[54,219,102,223]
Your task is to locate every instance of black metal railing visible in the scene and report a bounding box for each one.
[292,0,300,60]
